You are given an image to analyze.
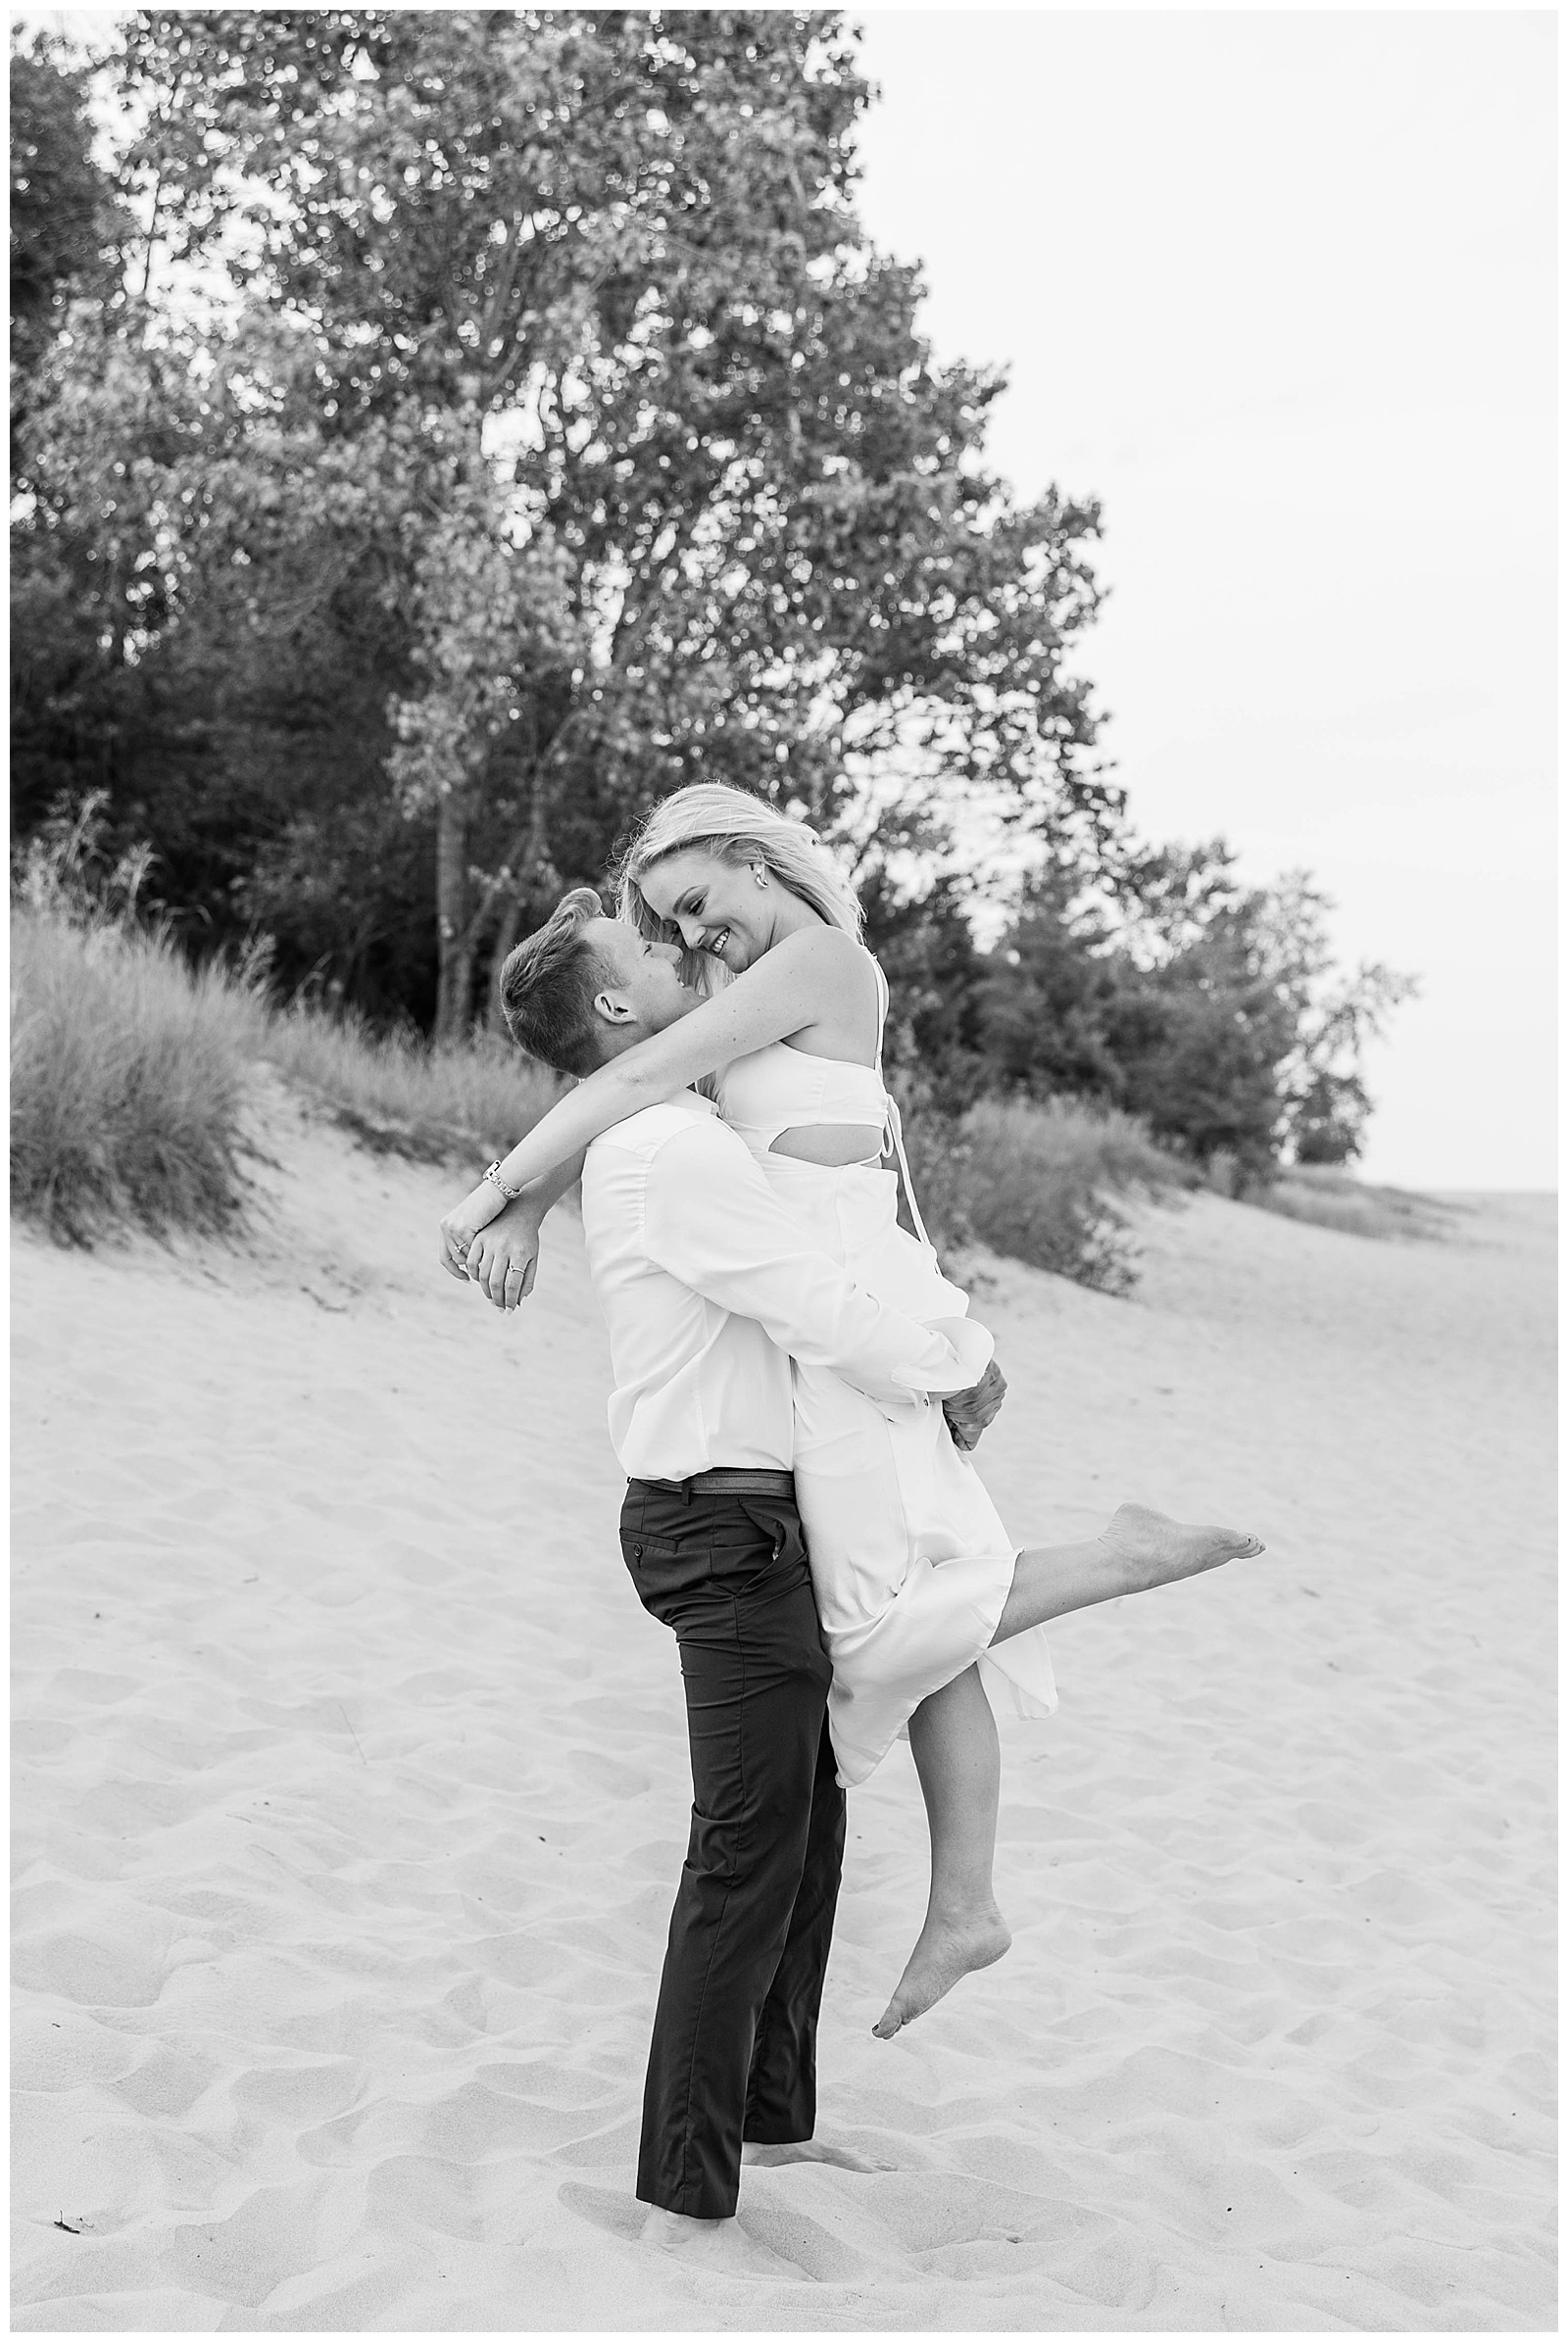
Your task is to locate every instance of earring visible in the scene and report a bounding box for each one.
[752,865,767,889]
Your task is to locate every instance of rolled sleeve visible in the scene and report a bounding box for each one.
[891,1315,995,1396]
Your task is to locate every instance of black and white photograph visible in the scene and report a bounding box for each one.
[10,5,1555,2330]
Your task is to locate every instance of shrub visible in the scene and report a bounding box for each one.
[896,1084,1190,1294]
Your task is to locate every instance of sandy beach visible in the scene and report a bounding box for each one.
[11,1085,1555,2331]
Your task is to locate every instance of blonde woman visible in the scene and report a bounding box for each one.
[440,784,1262,2036]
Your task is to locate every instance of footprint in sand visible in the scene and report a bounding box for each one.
[556,2179,652,2246]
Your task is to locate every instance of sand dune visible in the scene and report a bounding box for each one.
[11,1086,1555,2329]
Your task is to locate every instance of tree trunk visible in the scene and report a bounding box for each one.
[432,787,476,1047]
[476,762,560,1032]
[488,893,527,1031]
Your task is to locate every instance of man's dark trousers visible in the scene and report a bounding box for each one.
[620,1474,846,2220]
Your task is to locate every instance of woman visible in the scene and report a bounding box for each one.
[440,784,1262,2037]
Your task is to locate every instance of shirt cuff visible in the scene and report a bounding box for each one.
[889,1316,995,1397]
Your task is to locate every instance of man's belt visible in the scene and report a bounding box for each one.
[641,1468,796,1498]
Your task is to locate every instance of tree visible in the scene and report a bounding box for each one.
[111,9,1110,1038]
[11,35,137,842]
[9,31,123,401]
[13,293,422,999]
[18,12,1412,1168]
[1248,871,1419,1165]
[969,843,1413,1176]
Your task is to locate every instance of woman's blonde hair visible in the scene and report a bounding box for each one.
[614,784,863,967]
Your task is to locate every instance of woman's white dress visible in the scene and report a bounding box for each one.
[715,959,1057,1786]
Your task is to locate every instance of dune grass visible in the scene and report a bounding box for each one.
[261,1007,564,1165]
[11,863,560,1248]
[1239,1162,1457,1242]
[958,1096,1193,1293]
[901,1089,1193,1295]
[10,904,269,1247]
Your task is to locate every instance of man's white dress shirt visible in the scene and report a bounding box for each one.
[580,1094,989,1483]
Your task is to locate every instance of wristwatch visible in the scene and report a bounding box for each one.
[482,1161,523,1201]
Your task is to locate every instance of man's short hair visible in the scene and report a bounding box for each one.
[497,887,611,1076]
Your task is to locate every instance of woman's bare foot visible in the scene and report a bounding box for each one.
[872,1903,1012,2040]
[1098,1502,1264,1594]
[639,2205,801,2276]
[742,2137,893,2171]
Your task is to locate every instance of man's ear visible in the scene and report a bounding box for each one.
[593,987,636,1027]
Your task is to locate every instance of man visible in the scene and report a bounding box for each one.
[449,890,999,2275]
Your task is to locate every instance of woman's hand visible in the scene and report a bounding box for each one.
[466,1210,543,1310]
[438,1182,504,1281]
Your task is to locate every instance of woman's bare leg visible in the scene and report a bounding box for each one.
[871,1666,1012,2040]
[992,1504,1264,1646]
[870,1508,1262,2041]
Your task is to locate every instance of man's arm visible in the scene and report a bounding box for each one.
[641,1119,993,1405]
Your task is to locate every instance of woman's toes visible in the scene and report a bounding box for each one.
[872,1914,1011,2039]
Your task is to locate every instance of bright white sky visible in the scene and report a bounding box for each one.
[853,8,1556,1189]
[19,6,1556,1185]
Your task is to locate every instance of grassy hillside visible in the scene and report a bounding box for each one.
[12,881,1441,1287]
[11,894,559,1249]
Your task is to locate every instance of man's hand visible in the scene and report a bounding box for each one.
[943,1356,1007,1452]
[466,1207,543,1310]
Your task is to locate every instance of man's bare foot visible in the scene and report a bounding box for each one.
[639,2205,801,2276]
[742,2136,893,2172]
[1098,1502,1264,1595]
[872,1904,1012,2040]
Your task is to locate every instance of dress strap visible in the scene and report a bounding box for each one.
[886,1094,938,1256]
[866,950,940,1259]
